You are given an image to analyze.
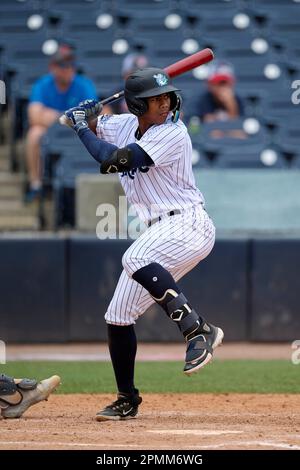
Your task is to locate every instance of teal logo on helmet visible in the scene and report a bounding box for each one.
[153,73,168,86]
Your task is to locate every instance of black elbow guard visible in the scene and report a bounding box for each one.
[100,147,133,174]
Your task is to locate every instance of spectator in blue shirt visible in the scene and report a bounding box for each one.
[25,44,97,201]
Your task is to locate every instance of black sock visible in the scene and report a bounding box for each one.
[107,324,137,396]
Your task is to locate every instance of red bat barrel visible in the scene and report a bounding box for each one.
[165,48,214,78]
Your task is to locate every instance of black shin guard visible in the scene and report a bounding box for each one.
[163,291,204,340]
[132,263,207,341]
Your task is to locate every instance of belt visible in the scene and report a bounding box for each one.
[148,209,181,227]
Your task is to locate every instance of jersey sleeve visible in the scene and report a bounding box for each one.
[96,114,134,144]
[137,122,185,167]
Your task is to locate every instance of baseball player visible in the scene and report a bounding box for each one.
[64,67,224,421]
[0,374,60,418]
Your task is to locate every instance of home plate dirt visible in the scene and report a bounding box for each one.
[1,393,299,450]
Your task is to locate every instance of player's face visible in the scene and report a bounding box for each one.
[145,93,171,125]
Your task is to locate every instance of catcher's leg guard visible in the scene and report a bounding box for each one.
[0,374,61,419]
[159,290,224,375]
[0,374,22,407]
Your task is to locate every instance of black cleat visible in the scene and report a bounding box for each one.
[184,323,224,375]
[96,390,142,422]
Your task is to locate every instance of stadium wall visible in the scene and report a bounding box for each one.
[0,236,299,343]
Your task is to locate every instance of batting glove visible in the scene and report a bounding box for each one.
[64,107,88,133]
[78,99,103,119]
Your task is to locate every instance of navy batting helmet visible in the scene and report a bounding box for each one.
[124,67,181,117]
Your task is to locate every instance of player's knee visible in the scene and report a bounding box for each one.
[122,251,135,278]
[27,125,47,144]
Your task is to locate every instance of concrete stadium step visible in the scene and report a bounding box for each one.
[0,200,23,211]
[0,171,24,184]
[0,183,23,199]
[0,159,10,172]
[0,214,39,231]
[0,200,39,215]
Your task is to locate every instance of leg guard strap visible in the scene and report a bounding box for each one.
[166,293,200,337]
[15,378,38,391]
[167,292,188,317]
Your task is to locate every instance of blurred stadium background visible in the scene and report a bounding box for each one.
[0,0,299,344]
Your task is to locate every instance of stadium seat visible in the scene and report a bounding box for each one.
[251,0,297,5]
[130,26,185,50]
[10,60,49,100]
[53,151,99,227]
[60,10,115,36]
[290,156,300,169]
[72,35,116,58]
[275,122,300,147]
[200,10,254,35]
[114,0,171,17]
[262,7,300,40]
[190,119,273,169]
[41,123,85,185]
[81,56,124,85]
[45,0,103,14]
[208,35,277,62]
[214,146,287,169]
[273,121,300,163]
[260,91,299,119]
[0,0,36,13]
[192,119,268,145]
[184,0,237,16]
[54,152,99,188]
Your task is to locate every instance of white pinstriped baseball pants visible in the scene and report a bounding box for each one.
[105,206,215,325]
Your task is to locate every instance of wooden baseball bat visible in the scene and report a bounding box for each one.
[59,48,214,126]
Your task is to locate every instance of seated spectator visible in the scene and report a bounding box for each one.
[194,60,246,139]
[25,43,97,201]
[103,52,149,114]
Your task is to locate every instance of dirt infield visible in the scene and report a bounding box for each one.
[1,393,300,450]
[2,343,299,450]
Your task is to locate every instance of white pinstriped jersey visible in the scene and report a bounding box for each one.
[96,113,205,223]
